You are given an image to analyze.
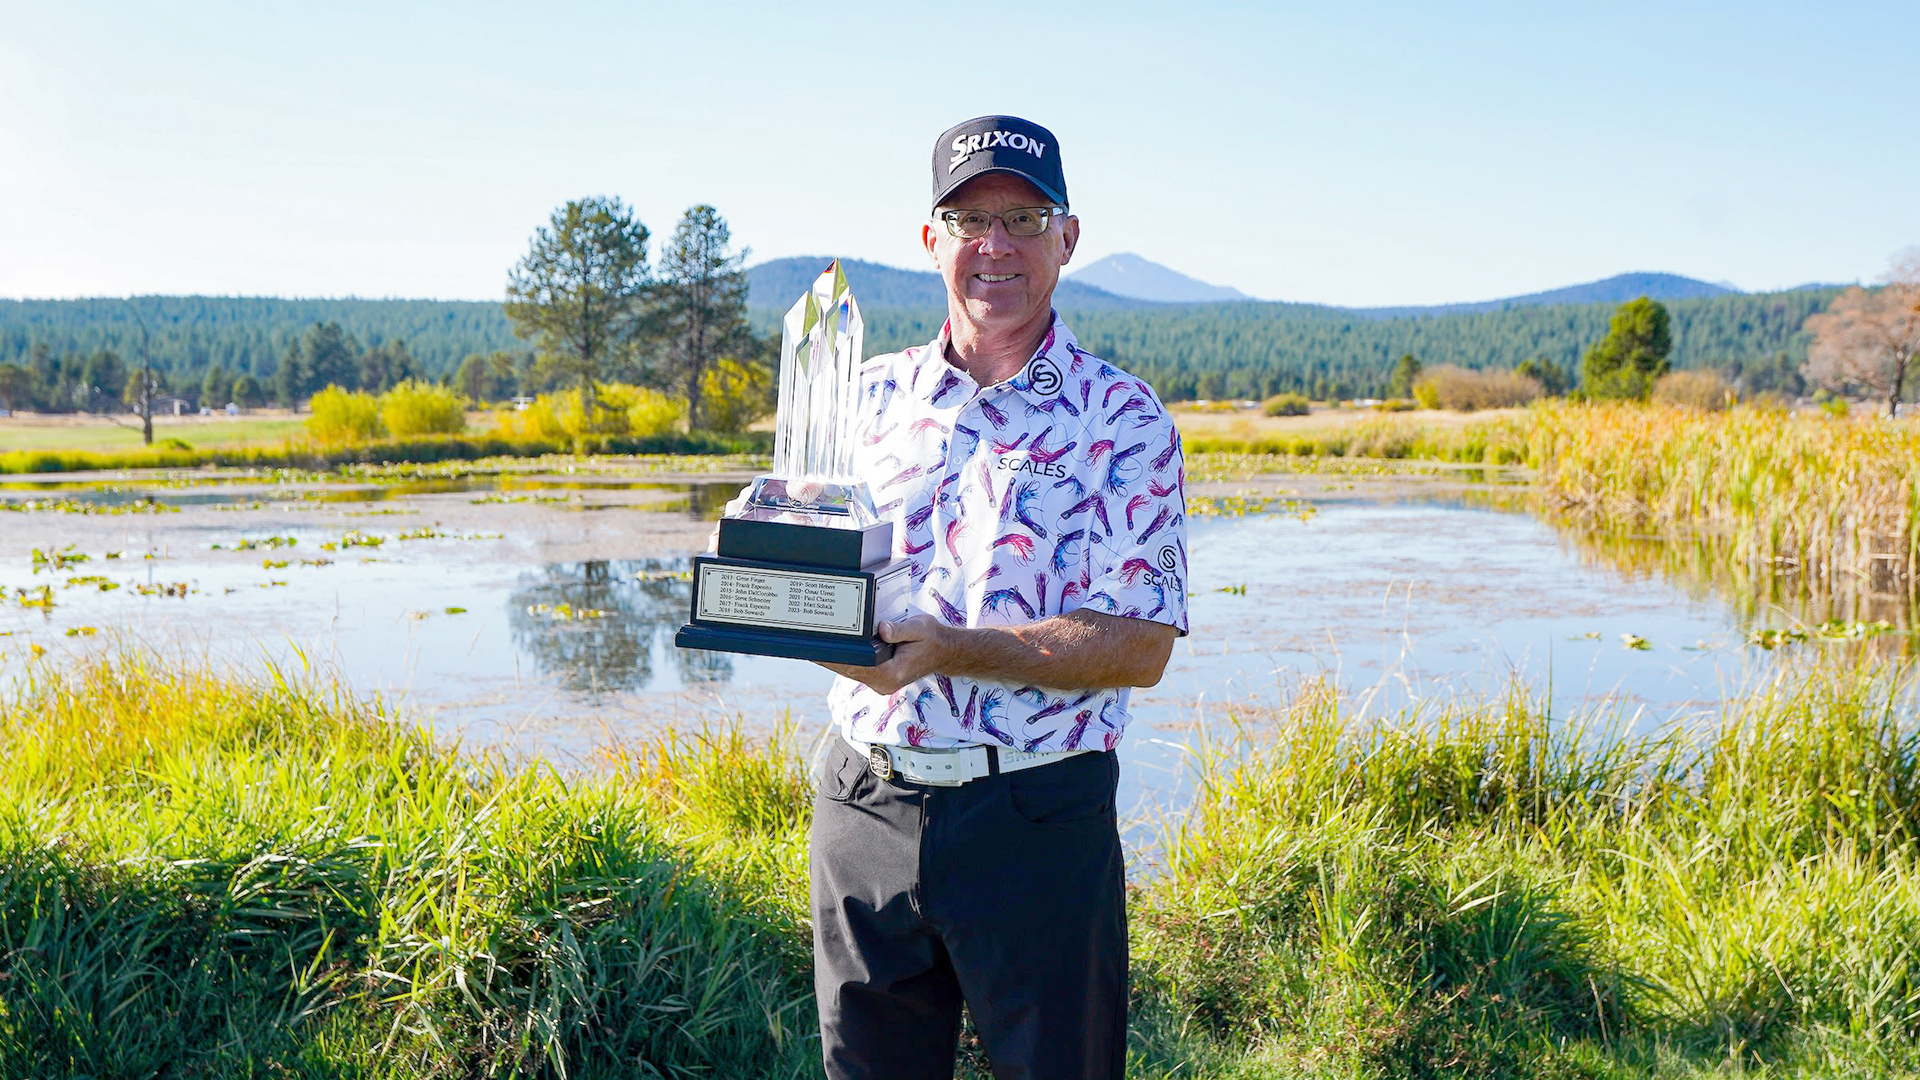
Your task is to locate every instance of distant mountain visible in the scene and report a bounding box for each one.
[1067,253,1249,303]
[745,256,1149,314]
[1350,272,1738,319]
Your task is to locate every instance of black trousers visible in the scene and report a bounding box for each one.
[810,738,1127,1080]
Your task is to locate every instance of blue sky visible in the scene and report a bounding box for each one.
[2,0,1915,306]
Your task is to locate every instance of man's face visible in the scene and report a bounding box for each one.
[922,173,1079,342]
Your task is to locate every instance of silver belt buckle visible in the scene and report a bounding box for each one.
[867,744,893,782]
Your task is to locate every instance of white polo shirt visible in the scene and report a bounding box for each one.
[828,313,1189,753]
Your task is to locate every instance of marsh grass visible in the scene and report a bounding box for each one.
[1131,660,1920,1078]
[0,655,817,1078]
[4,652,1920,1077]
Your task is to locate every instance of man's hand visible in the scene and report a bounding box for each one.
[818,614,952,695]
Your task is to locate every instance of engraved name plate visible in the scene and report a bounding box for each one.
[694,564,868,636]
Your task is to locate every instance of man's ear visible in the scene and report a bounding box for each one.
[1058,215,1080,266]
[923,221,942,266]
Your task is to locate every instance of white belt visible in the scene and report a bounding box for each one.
[841,729,1093,787]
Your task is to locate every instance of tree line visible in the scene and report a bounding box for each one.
[1386,247,1919,416]
[0,256,1885,419]
[0,200,767,428]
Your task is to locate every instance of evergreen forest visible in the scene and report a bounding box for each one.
[0,284,1842,413]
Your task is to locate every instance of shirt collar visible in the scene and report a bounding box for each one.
[910,312,1078,404]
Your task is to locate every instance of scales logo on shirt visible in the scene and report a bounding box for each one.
[1027,357,1062,396]
[1021,357,1067,395]
[994,451,1068,479]
[948,130,1049,173]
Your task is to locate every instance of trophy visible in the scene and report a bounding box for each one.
[675,261,910,666]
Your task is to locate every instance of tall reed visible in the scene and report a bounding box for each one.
[1187,402,1920,603]
[1513,403,1920,598]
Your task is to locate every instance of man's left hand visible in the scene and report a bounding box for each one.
[818,615,952,695]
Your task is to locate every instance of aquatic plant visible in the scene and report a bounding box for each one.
[0,496,177,515]
[1513,403,1920,600]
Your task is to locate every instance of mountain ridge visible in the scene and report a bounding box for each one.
[1066,253,1248,303]
[746,257,1748,318]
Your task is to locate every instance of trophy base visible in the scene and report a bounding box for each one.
[718,515,891,569]
[677,553,912,668]
[674,622,896,666]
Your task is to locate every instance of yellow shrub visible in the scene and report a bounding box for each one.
[488,383,685,443]
[306,386,384,445]
[700,359,773,435]
[1262,392,1310,417]
[1651,370,1734,412]
[1412,366,1543,412]
[623,386,687,438]
[379,379,468,436]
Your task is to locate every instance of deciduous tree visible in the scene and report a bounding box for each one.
[1803,248,1920,418]
[504,197,653,413]
[657,205,753,431]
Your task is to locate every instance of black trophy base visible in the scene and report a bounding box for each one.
[677,552,913,668]
[717,515,891,569]
[674,622,896,666]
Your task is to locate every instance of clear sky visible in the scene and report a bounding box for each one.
[2,0,1915,306]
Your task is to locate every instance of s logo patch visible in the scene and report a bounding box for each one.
[1028,358,1062,397]
[1157,545,1179,572]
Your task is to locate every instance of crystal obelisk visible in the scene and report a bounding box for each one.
[676,261,908,666]
[746,260,876,522]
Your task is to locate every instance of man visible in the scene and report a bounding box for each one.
[809,115,1188,1080]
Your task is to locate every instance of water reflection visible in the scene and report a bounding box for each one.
[1431,479,1920,652]
[1558,522,1919,650]
[506,558,731,692]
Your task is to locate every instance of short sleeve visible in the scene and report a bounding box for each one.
[1081,413,1188,635]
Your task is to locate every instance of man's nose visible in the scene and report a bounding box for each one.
[976,218,1017,254]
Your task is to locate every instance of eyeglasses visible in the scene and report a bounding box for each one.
[936,205,1068,239]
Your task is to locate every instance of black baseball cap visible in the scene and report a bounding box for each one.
[931,115,1068,211]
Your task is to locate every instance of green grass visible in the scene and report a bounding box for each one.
[3,653,1919,1077]
[1131,664,1920,1079]
[0,656,818,1078]
[0,416,309,451]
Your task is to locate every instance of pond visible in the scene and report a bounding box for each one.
[0,463,1905,840]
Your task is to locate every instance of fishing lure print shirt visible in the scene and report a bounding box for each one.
[828,314,1189,753]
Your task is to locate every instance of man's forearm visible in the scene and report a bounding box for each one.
[939,609,1175,690]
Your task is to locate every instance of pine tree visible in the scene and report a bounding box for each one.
[658,205,755,432]
[503,196,653,414]
[1581,297,1672,400]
